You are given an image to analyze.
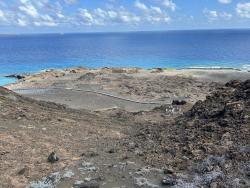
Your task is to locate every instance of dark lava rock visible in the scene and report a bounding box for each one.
[225,80,242,88]
[189,99,225,118]
[5,74,25,80]
[131,80,250,187]
[78,181,99,188]
[243,79,250,89]
[161,176,176,186]
[17,167,26,175]
[224,101,245,118]
[47,152,59,163]
[107,148,116,154]
[188,80,250,121]
[172,100,187,106]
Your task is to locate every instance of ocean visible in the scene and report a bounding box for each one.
[0,29,250,85]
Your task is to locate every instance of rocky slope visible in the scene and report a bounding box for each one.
[130,80,250,187]
[0,79,249,188]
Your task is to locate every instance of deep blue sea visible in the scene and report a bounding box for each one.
[0,29,250,85]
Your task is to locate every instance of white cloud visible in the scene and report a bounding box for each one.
[17,18,27,26]
[134,1,163,14]
[19,3,39,18]
[204,9,232,21]
[107,10,118,19]
[78,9,95,25]
[204,9,218,21]
[162,0,176,11]
[34,21,56,26]
[0,9,5,20]
[220,12,232,20]
[134,1,148,11]
[34,14,57,27]
[77,6,168,26]
[146,14,171,23]
[94,8,107,19]
[134,1,170,24]
[57,13,65,19]
[120,14,138,23]
[99,9,141,24]
[151,6,162,14]
[236,2,250,18]
[17,0,66,27]
[0,0,172,28]
[0,8,17,25]
[218,0,231,4]
[78,7,140,26]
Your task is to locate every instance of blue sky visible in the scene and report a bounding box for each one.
[0,0,250,33]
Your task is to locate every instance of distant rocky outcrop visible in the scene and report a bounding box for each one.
[5,74,26,80]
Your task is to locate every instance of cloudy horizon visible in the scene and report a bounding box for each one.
[0,0,250,34]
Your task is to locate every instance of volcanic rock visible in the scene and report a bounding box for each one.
[131,80,250,187]
[172,100,187,106]
[6,74,26,80]
[47,152,59,163]
[161,176,176,186]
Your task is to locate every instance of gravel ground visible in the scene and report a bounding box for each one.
[1,68,249,188]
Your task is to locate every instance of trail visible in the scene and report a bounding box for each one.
[12,87,164,105]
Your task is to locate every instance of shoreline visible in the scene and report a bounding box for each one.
[5,66,250,111]
[2,66,249,87]
[4,66,250,80]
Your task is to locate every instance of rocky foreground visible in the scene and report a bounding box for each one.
[127,79,250,187]
[0,75,249,187]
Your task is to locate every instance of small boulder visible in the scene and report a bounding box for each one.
[107,148,116,154]
[17,167,29,176]
[225,101,245,118]
[225,80,241,88]
[47,152,59,163]
[172,100,187,106]
[161,176,176,186]
[243,79,250,89]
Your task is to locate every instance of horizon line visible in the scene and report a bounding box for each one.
[0,27,250,36]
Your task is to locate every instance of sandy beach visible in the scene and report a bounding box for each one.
[1,67,250,188]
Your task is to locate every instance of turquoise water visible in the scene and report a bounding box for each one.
[0,30,250,86]
[0,77,16,86]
